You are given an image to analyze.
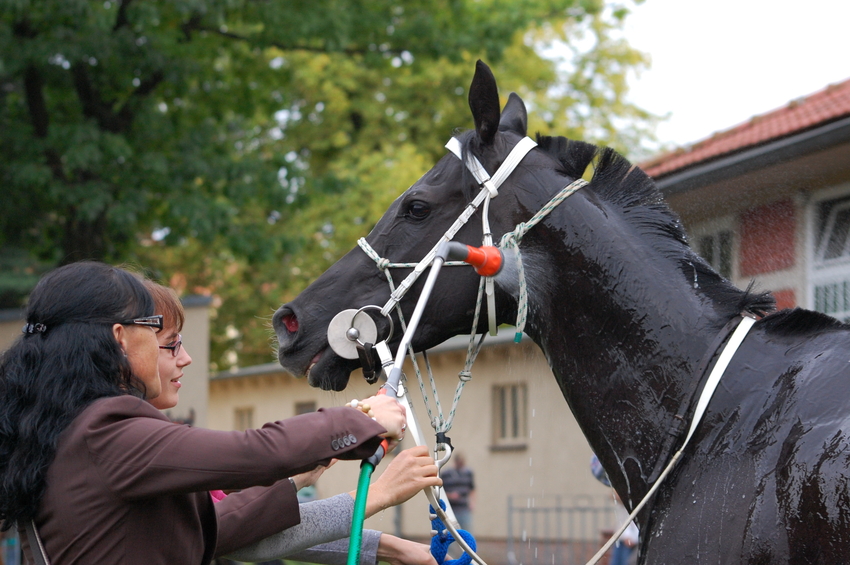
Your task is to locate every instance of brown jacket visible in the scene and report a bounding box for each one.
[26,395,385,564]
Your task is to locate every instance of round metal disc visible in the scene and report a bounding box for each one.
[327,309,378,359]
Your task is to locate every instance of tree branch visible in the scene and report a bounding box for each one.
[23,66,49,138]
[113,0,135,31]
[181,18,378,56]
[22,65,64,180]
[70,63,162,133]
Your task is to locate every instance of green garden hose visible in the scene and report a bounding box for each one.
[347,459,377,565]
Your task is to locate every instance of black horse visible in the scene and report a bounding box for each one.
[274,61,850,563]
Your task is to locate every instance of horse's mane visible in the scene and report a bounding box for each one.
[758,307,850,336]
[536,135,685,241]
[534,134,776,319]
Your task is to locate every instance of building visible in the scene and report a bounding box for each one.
[643,77,850,317]
[209,331,610,562]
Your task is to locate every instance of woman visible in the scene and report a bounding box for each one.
[144,280,439,565]
[0,262,406,565]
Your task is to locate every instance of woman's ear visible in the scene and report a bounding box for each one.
[112,323,128,356]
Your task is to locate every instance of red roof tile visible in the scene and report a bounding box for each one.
[641,77,850,178]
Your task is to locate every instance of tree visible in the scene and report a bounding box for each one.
[1,0,653,369]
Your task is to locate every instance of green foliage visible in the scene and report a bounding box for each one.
[1,0,655,370]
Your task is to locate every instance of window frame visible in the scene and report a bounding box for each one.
[690,216,736,280]
[295,401,317,415]
[234,406,254,431]
[491,382,528,450]
[807,185,850,321]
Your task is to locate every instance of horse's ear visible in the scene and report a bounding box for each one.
[499,93,527,136]
[468,60,501,145]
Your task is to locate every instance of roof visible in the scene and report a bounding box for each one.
[642,77,850,179]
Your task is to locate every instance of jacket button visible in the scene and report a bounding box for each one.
[342,436,351,446]
[331,439,339,450]
[349,434,357,444]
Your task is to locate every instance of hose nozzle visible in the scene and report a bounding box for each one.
[438,241,504,276]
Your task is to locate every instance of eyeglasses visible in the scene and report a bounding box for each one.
[119,315,163,330]
[159,334,183,357]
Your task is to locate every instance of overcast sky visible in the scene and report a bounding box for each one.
[623,0,850,149]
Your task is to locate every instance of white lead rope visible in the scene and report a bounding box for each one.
[585,314,757,565]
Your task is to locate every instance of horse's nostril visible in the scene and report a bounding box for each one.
[281,312,299,334]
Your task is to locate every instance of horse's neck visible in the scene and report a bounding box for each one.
[519,212,724,506]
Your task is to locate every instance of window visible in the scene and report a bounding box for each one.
[698,230,733,279]
[295,401,317,415]
[234,407,254,431]
[811,195,850,321]
[492,383,527,448]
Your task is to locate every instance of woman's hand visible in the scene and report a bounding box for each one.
[359,445,442,516]
[375,534,438,565]
[356,394,406,441]
[290,459,336,490]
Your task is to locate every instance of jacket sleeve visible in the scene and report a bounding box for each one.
[283,531,383,565]
[82,396,386,500]
[213,479,301,557]
[223,493,358,561]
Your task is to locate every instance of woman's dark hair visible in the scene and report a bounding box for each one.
[0,261,155,529]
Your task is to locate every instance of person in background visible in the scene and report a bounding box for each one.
[440,451,476,532]
[144,279,439,565]
[590,454,638,565]
[0,261,407,565]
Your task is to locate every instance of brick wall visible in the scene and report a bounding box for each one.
[740,199,796,277]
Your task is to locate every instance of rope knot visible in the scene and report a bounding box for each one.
[458,371,472,382]
[511,223,530,243]
[376,257,390,270]
[499,230,520,249]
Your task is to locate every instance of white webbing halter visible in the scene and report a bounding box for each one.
[360,135,537,330]
[354,136,586,565]
[357,135,587,435]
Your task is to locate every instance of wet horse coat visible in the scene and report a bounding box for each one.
[274,61,850,563]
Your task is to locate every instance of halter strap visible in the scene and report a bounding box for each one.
[446,135,537,335]
[445,136,537,197]
[648,314,745,483]
[354,137,585,565]
[356,135,586,434]
[585,314,757,565]
[358,132,588,381]
[366,136,539,319]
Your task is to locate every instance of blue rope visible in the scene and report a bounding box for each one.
[429,500,477,565]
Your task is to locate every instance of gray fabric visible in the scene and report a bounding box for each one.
[224,493,381,565]
[286,530,382,565]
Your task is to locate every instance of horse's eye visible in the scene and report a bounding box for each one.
[405,200,431,220]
